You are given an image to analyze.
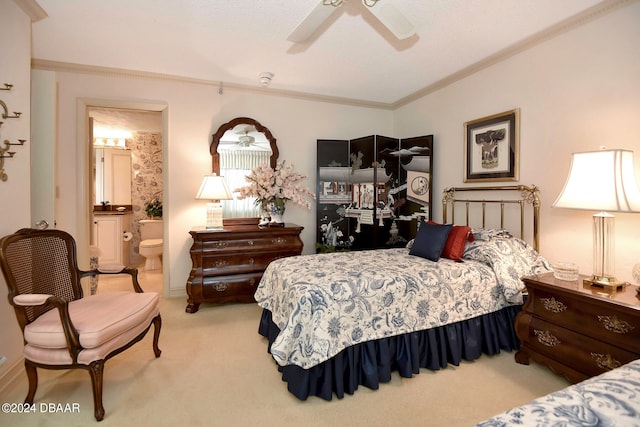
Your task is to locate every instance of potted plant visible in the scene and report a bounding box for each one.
[145,198,163,219]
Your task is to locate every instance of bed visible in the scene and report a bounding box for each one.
[256,185,551,400]
[473,358,640,426]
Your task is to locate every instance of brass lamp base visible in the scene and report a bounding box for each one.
[584,275,626,291]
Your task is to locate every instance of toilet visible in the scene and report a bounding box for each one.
[139,219,163,270]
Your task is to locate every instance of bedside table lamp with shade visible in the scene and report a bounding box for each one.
[196,173,232,229]
[552,148,640,289]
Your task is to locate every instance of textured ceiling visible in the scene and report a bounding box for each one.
[88,107,162,133]
[32,0,606,105]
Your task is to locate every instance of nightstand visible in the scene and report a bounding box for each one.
[515,272,640,383]
[186,224,303,313]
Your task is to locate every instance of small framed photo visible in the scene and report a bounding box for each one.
[407,171,430,204]
[464,109,520,182]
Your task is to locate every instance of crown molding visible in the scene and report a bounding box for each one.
[30,59,394,111]
[14,0,47,22]
[391,0,635,109]
[30,0,633,110]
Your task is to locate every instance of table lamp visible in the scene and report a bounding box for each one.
[553,148,640,289]
[195,173,232,229]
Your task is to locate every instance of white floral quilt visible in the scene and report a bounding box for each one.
[474,359,640,426]
[255,233,551,369]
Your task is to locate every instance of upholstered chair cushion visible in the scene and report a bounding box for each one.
[22,292,159,365]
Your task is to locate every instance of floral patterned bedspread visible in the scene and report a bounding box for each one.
[463,229,550,305]
[255,233,551,369]
[473,359,640,427]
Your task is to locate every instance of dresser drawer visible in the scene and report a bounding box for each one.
[529,288,640,354]
[201,272,263,302]
[200,235,300,254]
[201,252,291,275]
[524,316,639,377]
[202,251,299,276]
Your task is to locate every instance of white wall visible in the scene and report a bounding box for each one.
[51,72,394,297]
[394,1,640,281]
[0,0,34,387]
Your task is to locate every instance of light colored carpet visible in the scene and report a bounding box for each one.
[0,269,569,426]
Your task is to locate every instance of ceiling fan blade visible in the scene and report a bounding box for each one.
[238,135,256,146]
[235,125,256,135]
[366,2,415,40]
[287,2,339,43]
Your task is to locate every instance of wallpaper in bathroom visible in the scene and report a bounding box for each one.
[129,132,163,266]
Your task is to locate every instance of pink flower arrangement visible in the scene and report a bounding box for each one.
[234,161,315,210]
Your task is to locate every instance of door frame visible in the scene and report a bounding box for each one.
[76,98,168,294]
[30,70,57,230]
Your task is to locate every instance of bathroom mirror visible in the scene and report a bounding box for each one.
[94,147,132,206]
[210,117,278,222]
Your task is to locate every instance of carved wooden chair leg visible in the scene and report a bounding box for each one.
[24,361,38,404]
[88,360,106,421]
[152,314,162,357]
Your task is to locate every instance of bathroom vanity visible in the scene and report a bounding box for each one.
[91,144,134,267]
[92,212,132,266]
[186,223,303,313]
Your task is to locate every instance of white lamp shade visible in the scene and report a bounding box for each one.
[195,174,232,229]
[195,174,232,201]
[553,149,640,213]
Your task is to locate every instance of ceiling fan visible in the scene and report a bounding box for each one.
[236,127,257,147]
[234,127,269,151]
[287,0,415,43]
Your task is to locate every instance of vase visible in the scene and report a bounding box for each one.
[267,200,286,227]
[258,202,271,228]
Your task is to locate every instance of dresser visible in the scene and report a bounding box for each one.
[186,224,304,313]
[515,272,640,383]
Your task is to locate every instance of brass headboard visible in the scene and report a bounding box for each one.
[442,185,541,252]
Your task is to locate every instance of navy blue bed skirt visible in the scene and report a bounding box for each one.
[258,304,522,400]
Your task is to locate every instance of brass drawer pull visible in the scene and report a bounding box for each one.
[534,329,560,347]
[214,283,229,292]
[248,240,254,246]
[540,297,567,313]
[597,315,635,334]
[272,237,286,245]
[214,260,228,268]
[590,352,622,370]
[214,241,228,247]
[248,258,255,265]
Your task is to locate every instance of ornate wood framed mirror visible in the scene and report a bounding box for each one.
[210,117,279,224]
[210,117,278,174]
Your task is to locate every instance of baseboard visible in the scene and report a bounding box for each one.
[0,356,24,396]
[167,287,187,298]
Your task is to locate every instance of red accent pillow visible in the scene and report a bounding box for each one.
[427,221,473,261]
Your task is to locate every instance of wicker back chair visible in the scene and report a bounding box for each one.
[0,228,161,421]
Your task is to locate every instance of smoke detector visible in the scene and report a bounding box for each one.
[258,72,274,87]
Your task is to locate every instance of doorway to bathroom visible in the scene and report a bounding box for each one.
[87,105,165,295]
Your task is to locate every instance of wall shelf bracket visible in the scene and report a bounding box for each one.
[0,82,27,182]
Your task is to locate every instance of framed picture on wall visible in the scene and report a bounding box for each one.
[464,108,520,182]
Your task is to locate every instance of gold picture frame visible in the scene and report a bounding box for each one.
[464,109,520,182]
